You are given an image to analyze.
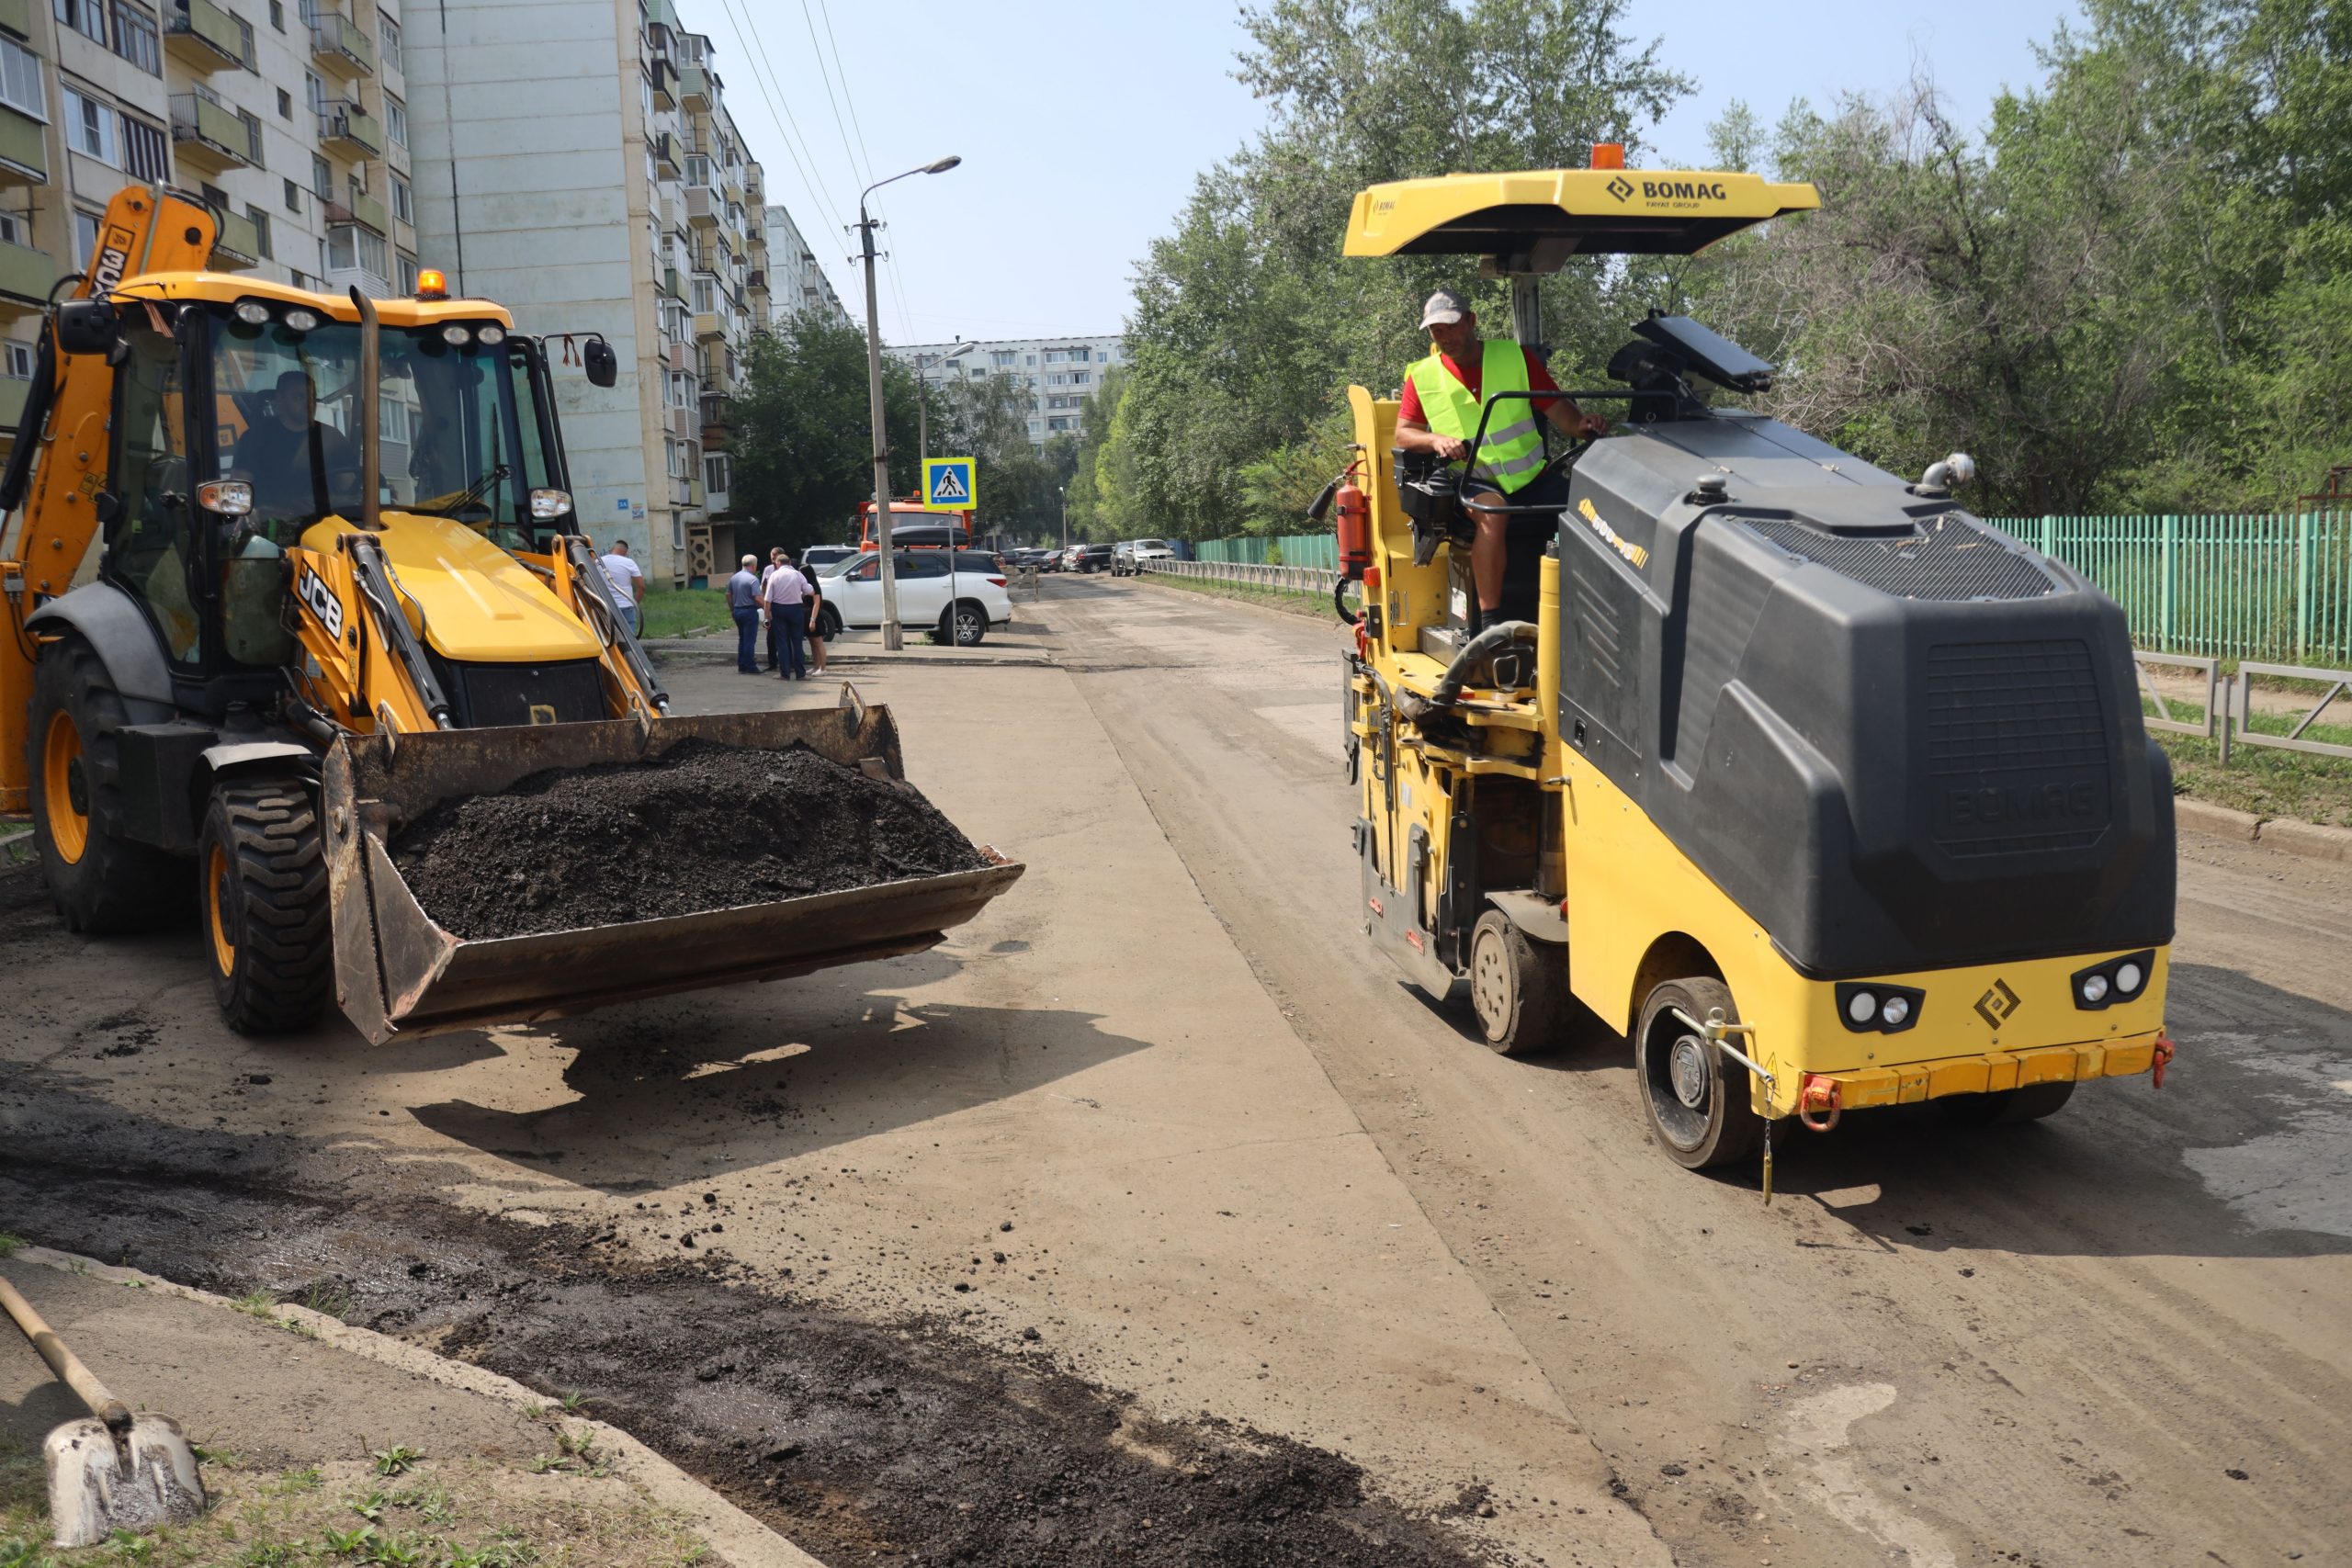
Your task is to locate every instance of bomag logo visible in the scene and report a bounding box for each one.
[1603,175,1634,203]
[1974,979,2021,1029]
[1610,178,1728,204]
[1944,779,2098,827]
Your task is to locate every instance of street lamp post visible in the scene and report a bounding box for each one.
[1059,485,1068,555]
[858,154,960,650]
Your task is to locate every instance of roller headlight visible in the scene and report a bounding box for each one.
[2080,973,2109,1005]
[2115,962,2143,996]
[476,324,506,345]
[1834,982,1924,1033]
[1847,991,1877,1024]
[233,300,271,326]
[1880,995,1911,1027]
[282,307,321,332]
[441,324,473,345]
[2071,950,2155,1011]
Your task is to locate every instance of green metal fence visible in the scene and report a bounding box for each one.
[2026,513,2352,664]
[1187,513,2352,662]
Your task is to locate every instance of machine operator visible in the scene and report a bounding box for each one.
[231,368,358,535]
[1393,288,1605,633]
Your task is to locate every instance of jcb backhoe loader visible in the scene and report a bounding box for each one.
[2,186,1019,1041]
[1330,157,2176,1187]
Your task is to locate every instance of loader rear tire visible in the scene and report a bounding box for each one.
[198,780,333,1035]
[1937,1079,2076,1126]
[1634,976,1765,1169]
[1468,910,1566,1056]
[26,637,188,933]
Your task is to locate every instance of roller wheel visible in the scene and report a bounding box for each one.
[26,637,187,932]
[198,779,333,1035]
[1938,1079,2076,1126]
[1467,909,1566,1056]
[1634,976,1766,1169]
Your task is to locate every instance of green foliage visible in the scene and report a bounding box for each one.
[731,310,925,558]
[370,1447,422,1478]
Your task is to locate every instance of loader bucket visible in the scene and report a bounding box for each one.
[321,689,1023,1043]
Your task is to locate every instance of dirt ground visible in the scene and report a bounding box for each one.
[3,580,2347,1567]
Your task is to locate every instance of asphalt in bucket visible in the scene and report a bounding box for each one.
[392,739,989,941]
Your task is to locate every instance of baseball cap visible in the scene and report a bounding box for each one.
[1419,288,1470,329]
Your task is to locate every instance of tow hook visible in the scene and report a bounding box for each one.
[1798,1073,1843,1133]
[2152,1033,2177,1089]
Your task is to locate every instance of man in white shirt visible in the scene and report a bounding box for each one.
[725,554,763,673]
[761,550,812,680]
[599,540,647,637]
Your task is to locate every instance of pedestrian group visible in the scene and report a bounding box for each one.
[727,550,827,680]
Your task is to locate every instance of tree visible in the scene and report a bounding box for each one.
[730,310,924,557]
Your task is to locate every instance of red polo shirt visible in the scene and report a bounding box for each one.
[1396,343,1561,426]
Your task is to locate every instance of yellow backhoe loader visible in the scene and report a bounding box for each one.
[1329,158,2177,1187]
[3,186,1019,1041]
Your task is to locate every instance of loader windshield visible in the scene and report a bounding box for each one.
[207,309,554,543]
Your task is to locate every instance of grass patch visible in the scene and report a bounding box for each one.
[636,589,729,640]
[0,1455,708,1568]
[2143,695,2352,826]
[0,1235,21,1259]
[1136,571,1346,619]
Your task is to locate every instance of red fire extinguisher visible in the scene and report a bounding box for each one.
[1335,476,1371,582]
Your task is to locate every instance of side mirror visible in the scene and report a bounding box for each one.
[583,338,617,389]
[55,299,119,356]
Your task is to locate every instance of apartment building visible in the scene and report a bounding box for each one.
[887,333,1125,446]
[1,0,419,456]
[761,199,846,327]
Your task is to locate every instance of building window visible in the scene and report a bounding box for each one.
[119,113,166,181]
[4,339,35,378]
[54,0,107,46]
[378,13,401,71]
[327,222,388,277]
[245,204,271,259]
[1043,350,1062,364]
[1071,369,1090,385]
[0,39,45,120]
[277,86,291,118]
[390,174,411,224]
[384,96,406,148]
[0,210,22,245]
[311,152,330,197]
[62,88,116,164]
[232,12,254,64]
[283,176,300,213]
[70,209,99,268]
[1024,354,1035,366]
[304,70,324,112]
[268,0,282,28]
[379,393,409,444]
[690,276,714,313]
[703,453,729,492]
[108,1,159,72]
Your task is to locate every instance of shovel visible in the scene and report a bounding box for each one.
[0,1272,207,1547]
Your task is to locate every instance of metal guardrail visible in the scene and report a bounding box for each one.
[1142,557,1340,595]
[2135,649,2352,763]
[2135,652,2220,739]
[2233,660,2352,762]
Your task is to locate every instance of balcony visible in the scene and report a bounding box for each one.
[210,208,263,268]
[667,404,694,440]
[684,186,718,227]
[662,264,683,300]
[0,0,26,36]
[0,236,54,310]
[0,109,45,185]
[328,192,387,234]
[171,94,259,170]
[745,268,766,294]
[650,56,676,111]
[699,391,732,437]
[678,63,709,109]
[652,131,679,176]
[310,9,376,76]
[165,0,247,70]
[0,374,26,428]
[318,104,380,157]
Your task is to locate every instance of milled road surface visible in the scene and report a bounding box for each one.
[4,582,2347,1568]
[1053,575,2352,1568]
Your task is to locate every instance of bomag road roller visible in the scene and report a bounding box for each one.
[2,186,1018,1042]
[1328,158,2177,1189]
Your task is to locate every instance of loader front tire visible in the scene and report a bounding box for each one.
[1634,976,1766,1169]
[1468,910,1566,1056]
[27,637,187,933]
[198,780,333,1035]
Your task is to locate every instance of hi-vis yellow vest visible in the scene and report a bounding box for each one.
[1407,339,1546,493]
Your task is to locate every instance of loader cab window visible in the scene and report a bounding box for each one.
[388,331,556,548]
[107,323,201,666]
[210,310,368,542]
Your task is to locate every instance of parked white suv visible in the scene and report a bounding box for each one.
[815,550,1011,646]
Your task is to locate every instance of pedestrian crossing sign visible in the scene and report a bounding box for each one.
[923,457,977,511]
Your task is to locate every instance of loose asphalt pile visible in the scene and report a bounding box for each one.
[392,739,988,940]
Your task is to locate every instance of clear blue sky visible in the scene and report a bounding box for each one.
[696,0,2083,344]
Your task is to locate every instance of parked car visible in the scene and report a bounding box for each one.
[1061,546,1086,571]
[814,550,1011,646]
[1075,543,1116,574]
[1126,538,1175,571]
[801,545,855,574]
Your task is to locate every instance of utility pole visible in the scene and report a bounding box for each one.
[855,156,961,651]
[1060,485,1068,555]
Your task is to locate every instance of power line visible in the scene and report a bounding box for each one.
[814,0,878,183]
[790,0,917,340]
[714,0,852,282]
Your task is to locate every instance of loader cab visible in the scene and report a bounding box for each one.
[81,289,577,714]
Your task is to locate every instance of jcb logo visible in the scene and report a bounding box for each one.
[296,566,344,640]
[91,243,130,294]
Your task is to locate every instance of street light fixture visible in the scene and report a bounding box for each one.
[858,154,961,650]
[916,337,980,468]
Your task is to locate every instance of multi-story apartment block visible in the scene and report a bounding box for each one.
[886,334,1125,447]
[405,0,777,586]
[1,0,421,460]
[761,200,846,327]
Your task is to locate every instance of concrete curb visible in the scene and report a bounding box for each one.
[8,1247,825,1568]
[2176,800,2352,861]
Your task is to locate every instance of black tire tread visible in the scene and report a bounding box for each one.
[203,780,333,1034]
[1472,910,1566,1057]
[1635,976,1766,1169]
[27,637,187,933]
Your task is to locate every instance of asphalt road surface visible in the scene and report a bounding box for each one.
[3,579,2346,1567]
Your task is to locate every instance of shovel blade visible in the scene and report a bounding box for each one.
[42,1414,207,1547]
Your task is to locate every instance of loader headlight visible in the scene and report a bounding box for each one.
[198,479,253,517]
[2070,949,2155,1010]
[1835,982,1924,1034]
[529,488,572,520]
[441,324,473,346]
[233,300,271,326]
[476,324,506,345]
[283,307,322,333]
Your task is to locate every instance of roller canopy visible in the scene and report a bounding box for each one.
[1344,168,1819,267]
